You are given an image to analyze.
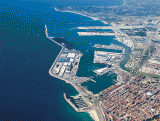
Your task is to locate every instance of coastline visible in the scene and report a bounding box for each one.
[54,7,108,25]
[53,0,126,23]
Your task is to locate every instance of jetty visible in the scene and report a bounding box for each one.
[91,79,96,83]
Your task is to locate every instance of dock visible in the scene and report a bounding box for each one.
[77,32,116,36]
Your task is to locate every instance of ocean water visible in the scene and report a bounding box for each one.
[81,73,117,94]
[0,0,126,121]
[53,25,128,94]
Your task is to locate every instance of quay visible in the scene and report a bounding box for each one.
[93,51,123,67]
[77,32,116,36]
[92,44,124,51]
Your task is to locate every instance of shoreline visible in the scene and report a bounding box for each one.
[54,7,108,25]
[53,0,126,24]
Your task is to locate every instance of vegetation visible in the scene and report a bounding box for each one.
[134,48,144,51]
[135,32,147,37]
[129,90,132,93]
[139,56,147,66]
[146,115,159,121]
[125,67,132,72]
[137,72,160,78]
[133,92,137,96]
[144,46,154,56]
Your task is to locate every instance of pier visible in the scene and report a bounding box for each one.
[45,25,64,48]
[91,79,96,83]
[94,67,115,76]
[77,32,116,36]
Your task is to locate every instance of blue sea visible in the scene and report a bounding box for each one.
[0,0,127,121]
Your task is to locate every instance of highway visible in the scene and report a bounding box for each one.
[134,27,156,73]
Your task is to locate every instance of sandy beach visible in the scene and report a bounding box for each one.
[54,7,108,25]
[89,110,100,121]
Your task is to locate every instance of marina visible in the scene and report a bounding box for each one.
[63,93,80,112]
[81,72,117,94]
[64,93,94,113]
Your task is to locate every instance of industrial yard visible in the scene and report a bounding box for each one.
[93,51,123,66]
[92,44,124,51]
[49,48,82,81]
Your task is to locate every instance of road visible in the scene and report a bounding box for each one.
[134,27,156,73]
